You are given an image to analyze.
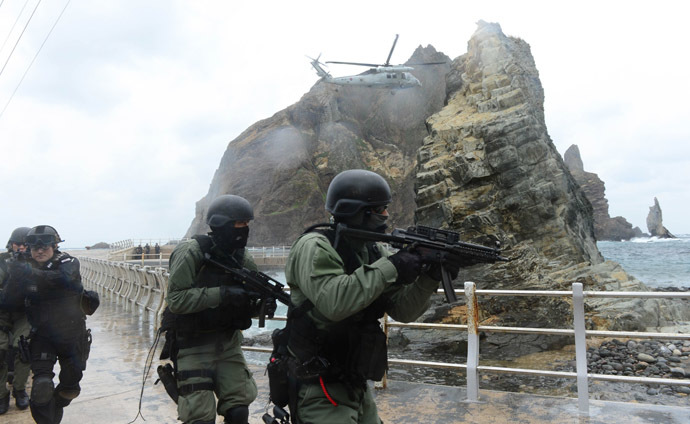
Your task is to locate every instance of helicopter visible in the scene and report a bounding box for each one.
[309,34,446,90]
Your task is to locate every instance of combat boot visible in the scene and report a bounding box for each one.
[13,389,29,410]
[54,406,64,423]
[0,393,9,414]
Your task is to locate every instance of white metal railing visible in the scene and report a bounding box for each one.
[108,246,290,268]
[417,282,690,415]
[78,258,690,415]
[79,257,169,328]
[247,246,291,259]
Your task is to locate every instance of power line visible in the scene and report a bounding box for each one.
[0,0,32,57]
[0,0,43,78]
[0,0,70,121]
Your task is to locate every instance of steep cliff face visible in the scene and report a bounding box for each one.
[564,145,644,240]
[185,46,450,244]
[417,21,602,280]
[409,21,687,356]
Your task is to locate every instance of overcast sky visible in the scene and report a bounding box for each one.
[1,0,688,248]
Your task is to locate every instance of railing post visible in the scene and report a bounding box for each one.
[572,282,589,415]
[376,314,389,390]
[464,281,479,402]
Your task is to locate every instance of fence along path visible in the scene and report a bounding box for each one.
[73,256,690,421]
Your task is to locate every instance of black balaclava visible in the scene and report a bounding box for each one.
[342,209,388,234]
[211,223,249,251]
[362,210,388,233]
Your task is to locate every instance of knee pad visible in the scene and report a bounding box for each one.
[224,405,249,424]
[30,376,55,405]
[56,388,80,401]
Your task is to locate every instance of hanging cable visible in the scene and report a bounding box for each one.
[0,0,43,78]
[127,327,164,424]
[0,0,70,121]
[0,0,32,57]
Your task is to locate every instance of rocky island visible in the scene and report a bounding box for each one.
[563,145,645,241]
[647,197,676,238]
[188,21,689,358]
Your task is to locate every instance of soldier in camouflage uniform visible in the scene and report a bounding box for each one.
[285,170,461,424]
[167,195,272,424]
[0,227,32,415]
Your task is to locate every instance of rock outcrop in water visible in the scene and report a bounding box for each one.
[563,145,644,240]
[646,197,675,238]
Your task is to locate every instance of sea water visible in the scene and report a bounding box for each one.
[597,234,690,288]
[245,237,690,337]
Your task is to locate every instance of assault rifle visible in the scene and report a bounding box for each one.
[10,250,31,262]
[335,224,510,303]
[203,253,292,327]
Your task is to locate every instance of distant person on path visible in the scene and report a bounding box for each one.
[283,169,461,424]
[0,227,32,415]
[134,245,143,260]
[144,244,151,258]
[166,195,271,424]
[5,225,92,423]
[154,243,161,255]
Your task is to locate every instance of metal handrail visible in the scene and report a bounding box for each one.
[77,257,690,415]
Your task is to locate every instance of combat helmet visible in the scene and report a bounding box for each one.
[325,169,392,219]
[25,225,64,248]
[206,195,254,228]
[6,226,31,250]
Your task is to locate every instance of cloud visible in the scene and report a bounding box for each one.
[1,0,689,248]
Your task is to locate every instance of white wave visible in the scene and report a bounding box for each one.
[630,236,688,243]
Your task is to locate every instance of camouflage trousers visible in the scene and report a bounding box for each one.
[295,379,383,424]
[176,330,257,423]
[0,310,31,397]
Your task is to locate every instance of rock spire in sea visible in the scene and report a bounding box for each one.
[646,197,675,238]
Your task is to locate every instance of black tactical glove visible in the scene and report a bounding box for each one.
[219,286,250,309]
[424,253,463,281]
[264,297,277,317]
[8,261,32,280]
[388,248,423,285]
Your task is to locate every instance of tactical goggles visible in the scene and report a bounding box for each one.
[371,205,388,214]
[26,234,57,247]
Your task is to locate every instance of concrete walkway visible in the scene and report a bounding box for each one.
[3,301,689,423]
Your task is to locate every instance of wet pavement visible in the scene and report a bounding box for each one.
[3,300,689,423]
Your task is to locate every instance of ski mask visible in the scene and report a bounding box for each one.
[362,211,388,233]
[211,224,249,251]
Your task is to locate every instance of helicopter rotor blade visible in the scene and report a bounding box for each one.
[384,34,399,67]
[406,61,449,66]
[326,61,383,67]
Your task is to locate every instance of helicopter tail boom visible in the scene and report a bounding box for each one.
[308,55,331,79]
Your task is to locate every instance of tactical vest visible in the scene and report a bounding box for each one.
[0,251,10,311]
[287,225,390,384]
[25,252,84,332]
[173,235,254,335]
